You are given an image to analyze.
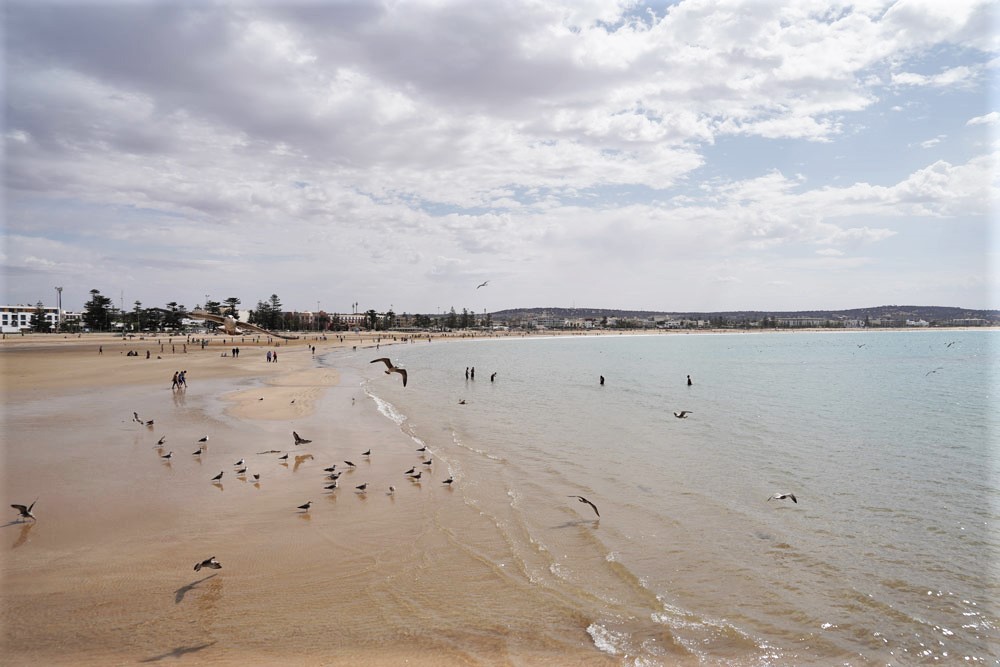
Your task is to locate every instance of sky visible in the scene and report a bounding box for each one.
[4,0,998,315]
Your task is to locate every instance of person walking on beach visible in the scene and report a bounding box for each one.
[99,345,103,355]
[600,375,605,385]
[266,350,272,363]
[687,375,693,386]
[272,351,277,363]
[470,366,475,380]
[171,371,179,390]
[179,370,187,387]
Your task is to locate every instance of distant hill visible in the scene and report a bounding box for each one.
[490,305,999,324]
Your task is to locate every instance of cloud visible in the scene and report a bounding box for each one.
[967,111,1000,126]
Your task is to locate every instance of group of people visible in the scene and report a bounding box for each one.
[266,350,278,363]
[171,370,188,390]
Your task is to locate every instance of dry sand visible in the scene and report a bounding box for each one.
[0,332,619,666]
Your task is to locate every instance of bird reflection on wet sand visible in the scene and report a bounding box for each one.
[11,522,34,549]
[174,573,218,604]
[140,641,216,663]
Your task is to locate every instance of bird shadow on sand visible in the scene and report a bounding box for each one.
[2,520,30,529]
[139,641,216,662]
[552,519,599,529]
[174,574,218,604]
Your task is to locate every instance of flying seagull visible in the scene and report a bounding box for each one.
[568,495,600,518]
[673,411,693,419]
[371,358,407,387]
[194,556,221,572]
[767,493,797,503]
[11,499,37,522]
[476,280,490,289]
[293,431,312,446]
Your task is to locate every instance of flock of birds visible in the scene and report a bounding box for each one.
[10,341,806,563]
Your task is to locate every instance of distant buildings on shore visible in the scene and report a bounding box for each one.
[2,303,993,335]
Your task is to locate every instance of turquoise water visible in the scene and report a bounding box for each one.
[340,330,998,665]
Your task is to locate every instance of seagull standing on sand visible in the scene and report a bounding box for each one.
[442,477,454,485]
[371,358,408,387]
[11,499,37,522]
[193,448,204,456]
[211,471,224,482]
[157,436,166,446]
[161,451,173,460]
[767,493,797,503]
[234,458,245,467]
[194,556,221,572]
[198,436,209,443]
[279,453,289,461]
[355,483,368,493]
[673,411,693,419]
[298,501,312,512]
[568,495,600,518]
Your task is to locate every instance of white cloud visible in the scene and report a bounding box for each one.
[967,111,1000,126]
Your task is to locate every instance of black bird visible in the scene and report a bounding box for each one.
[323,465,337,472]
[387,486,395,495]
[157,436,166,446]
[236,468,247,475]
[324,482,338,490]
[416,446,427,452]
[145,420,154,427]
[194,556,221,572]
[211,471,224,482]
[133,411,141,423]
[293,431,312,446]
[476,280,489,289]
[404,467,416,475]
[355,483,368,492]
[371,358,407,387]
[193,448,204,456]
[326,473,341,481]
[161,451,173,459]
[11,499,37,522]
[409,472,422,480]
[362,449,371,456]
[278,453,289,461]
[297,501,312,512]
[673,411,693,419]
[767,493,797,503]
[234,458,245,467]
[252,473,260,481]
[568,495,600,517]
[422,459,432,466]
[198,436,209,443]
[344,460,356,467]
[442,477,454,485]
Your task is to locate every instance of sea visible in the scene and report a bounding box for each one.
[328,329,998,665]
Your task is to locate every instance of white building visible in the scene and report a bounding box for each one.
[1,305,80,333]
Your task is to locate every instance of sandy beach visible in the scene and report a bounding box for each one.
[0,331,620,666]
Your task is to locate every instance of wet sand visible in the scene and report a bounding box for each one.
[0,333,619,666]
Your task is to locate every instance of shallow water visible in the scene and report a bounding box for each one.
[351,330,1000,665]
